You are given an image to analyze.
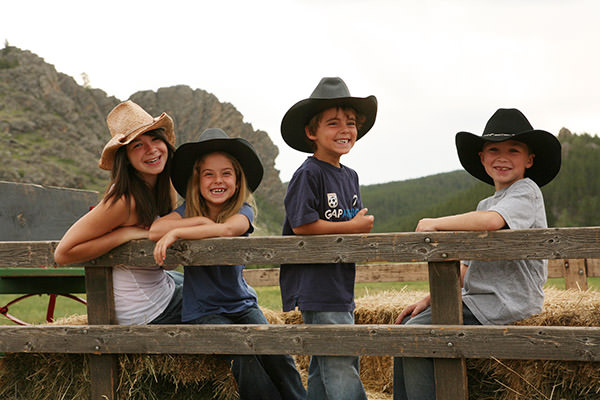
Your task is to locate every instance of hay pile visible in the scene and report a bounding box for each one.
[282,287,600,400]
[0,314,237,400]
[467,288,600,400]
[348,288,600,400]
[0,287,598,399]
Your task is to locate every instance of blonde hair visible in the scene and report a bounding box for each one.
[185,152,256,222]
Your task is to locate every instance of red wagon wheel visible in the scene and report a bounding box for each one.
[0,292,87,326]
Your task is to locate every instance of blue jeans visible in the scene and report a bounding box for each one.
[190,305,306,400]
[149,270,184,325]
[301,311,367,400]
[393,303,482,400]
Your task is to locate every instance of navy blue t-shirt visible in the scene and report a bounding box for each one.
[280,156,362,312]
[174,202,258,322]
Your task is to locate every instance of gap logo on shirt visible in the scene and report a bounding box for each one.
[324,192,360,220]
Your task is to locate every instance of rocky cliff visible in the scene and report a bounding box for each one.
[0,46,284,233]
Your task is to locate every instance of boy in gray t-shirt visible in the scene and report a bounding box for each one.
[393,108,562,400]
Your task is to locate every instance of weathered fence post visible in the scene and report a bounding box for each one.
[563,259,588,290]
[428,260,468,400]
[85,266,118,400]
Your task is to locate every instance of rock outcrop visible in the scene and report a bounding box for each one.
[0,46,284,232]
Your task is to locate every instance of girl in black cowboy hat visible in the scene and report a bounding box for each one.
[393,108,561,400]
[150,128,306,400]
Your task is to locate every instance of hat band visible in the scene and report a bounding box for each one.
[117,118,160,141]
[483,133,513,137]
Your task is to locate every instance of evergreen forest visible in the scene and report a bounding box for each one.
[361,128,600,233]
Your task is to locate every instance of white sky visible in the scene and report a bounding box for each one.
[3,0,600,185]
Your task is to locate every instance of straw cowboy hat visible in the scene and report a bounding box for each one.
[98,100,175,170]
[281,77,378,153]
[455,108,561,187]
[171,128,264,197]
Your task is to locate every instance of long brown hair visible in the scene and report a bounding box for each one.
[185,152,256,222]
[104,129,175,227]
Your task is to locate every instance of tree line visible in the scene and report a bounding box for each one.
[361,129,600,232]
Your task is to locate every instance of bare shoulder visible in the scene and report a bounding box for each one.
[98,194,138,226]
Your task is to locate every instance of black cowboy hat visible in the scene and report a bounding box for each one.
[455,108,561,187]
[281,77,378,153]
[171,128,264,197]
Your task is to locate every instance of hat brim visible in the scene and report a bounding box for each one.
[98,113,175,170]
[455,129,561,187]
[171,138,264,198]
[281,96,378,153]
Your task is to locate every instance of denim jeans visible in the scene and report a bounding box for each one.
[149,270,184,325]
[393,303,482,400]
[190,305,306,400]
[301,311,367,400]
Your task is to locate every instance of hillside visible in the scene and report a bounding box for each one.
[361,170,482,232]
[361,127,600,232]
[0,46,285,233]
[2,45,599,236]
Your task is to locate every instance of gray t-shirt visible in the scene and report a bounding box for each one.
[462,178,547,325]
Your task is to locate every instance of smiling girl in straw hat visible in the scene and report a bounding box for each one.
[54,100,184,325]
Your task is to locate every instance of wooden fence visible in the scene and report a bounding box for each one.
[244,258,600,289]
[1,227,600,400]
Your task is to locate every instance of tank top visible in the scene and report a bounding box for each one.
[112,265,175,325]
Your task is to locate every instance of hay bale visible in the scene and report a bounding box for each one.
[116,354,237,400]
[280,287,600,400]
[467,288,600,400]
[346,287,600,400]
[0,352,237,400]
[0,353,89,400]
[0,314,237,400]
[261,306,285,324]
[354,289,427,395]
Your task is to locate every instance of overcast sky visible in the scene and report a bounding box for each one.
[3,0,600,185]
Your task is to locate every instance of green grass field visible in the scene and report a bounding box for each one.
[0,277,597,326]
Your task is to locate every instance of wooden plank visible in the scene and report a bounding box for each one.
[243,260,598,287]
[4,227,600,268]
[0,324,598,361]
[0,241,58,268]
[0,267,85,277]
[85,267,115,325]
[434,359,467,400]
[0,276,85,294]
[356,262,428,282]
[85,267,117,400]
[563,259,588,290]
[0,181,97,241]
[86,355,118,400]
[243,262,430,286]
[429,261,467,400]
[548,259,564,278]
[107,227,600,266]
[243,267,279,286]
[586,258,600,277]
[429,261,462,325]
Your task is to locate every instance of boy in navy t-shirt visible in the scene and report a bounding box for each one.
[280,77,377,400]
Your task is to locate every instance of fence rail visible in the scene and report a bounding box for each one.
[2,227,600,267]
[242,259,600,287]
[1,324,598,361]
[1,227,600,400]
